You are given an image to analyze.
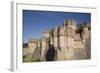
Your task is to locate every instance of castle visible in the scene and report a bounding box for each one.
[23,19,91,62]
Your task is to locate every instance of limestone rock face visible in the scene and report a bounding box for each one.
[23,19,91,62]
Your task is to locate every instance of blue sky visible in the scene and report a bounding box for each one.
[23,10,91,43]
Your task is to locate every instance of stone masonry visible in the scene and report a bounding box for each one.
[23,19,91,62]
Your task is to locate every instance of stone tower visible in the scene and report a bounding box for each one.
[28,39,38,55]
[53,27,59,49]
[81,24,91,59]
[57,19,77,60]
[65,19,77,60]
[41,31,50,61]
[23,19,91,62]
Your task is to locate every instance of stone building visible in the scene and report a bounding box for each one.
[23,19,91,62]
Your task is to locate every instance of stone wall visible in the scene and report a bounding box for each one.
[23,19,91,62]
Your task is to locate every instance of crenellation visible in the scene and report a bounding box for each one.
[23,19,91,62]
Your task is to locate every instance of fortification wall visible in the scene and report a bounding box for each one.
[23,19,91,61]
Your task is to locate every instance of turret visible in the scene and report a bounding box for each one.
[43,31,50,39]
[66,19,77,37]
[64,19,77,26]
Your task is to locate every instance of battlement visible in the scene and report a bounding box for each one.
[64,19,77,26]
[23,19,91,62]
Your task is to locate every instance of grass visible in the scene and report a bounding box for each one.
[23,55,41,62]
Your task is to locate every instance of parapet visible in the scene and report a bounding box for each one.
[64,19,77,26]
